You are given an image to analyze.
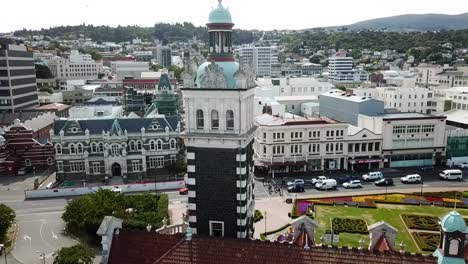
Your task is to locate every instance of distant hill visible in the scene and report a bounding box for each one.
[345,13,468,31]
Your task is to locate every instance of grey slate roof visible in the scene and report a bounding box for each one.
[53,116,179,135]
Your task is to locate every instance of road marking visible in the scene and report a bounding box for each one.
[39,222,58,251]
[16,211,64,217]
[51,231,58,240]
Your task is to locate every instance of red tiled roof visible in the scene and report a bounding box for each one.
[109,231,437,264]
[372,234,392,252]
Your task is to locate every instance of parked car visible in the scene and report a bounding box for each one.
[336,175,356,184]
[112,187,123,193]
[287,184,305,193]
[362,172,384,182]
[311,176,328,184]
[179,187,189,195]
[315,179,337,190]
[418,166,433,172]
[439,169,463,180]
[342,180,362,189]
[287,179,305,186]
[400,174,421,184]
[17,167,32,176]
[374,178,394,186]
[458,162,468,169]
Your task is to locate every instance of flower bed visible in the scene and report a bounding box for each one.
[332,218,368,234]
[401,214,440,231]
[412,232,440,251]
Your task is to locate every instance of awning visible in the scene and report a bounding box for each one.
[349,159,383,164]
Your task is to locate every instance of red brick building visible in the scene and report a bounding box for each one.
[0,121,54,176]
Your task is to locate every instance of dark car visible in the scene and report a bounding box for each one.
[335,175,356,184]
[418,166,433,172]
[287,184,305,193]
[374,178,394,186]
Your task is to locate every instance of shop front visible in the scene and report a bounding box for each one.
[348,157,383,172]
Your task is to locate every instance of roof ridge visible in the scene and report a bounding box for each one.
[152,237,186,264]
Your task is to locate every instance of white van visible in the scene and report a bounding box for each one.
[439,170,463,180]
[315,179,337,190]
[362,172,384,181]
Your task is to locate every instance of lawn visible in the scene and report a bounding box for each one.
[313,204,468,253]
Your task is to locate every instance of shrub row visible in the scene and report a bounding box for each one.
[254,210,263,223]
[332,218,368,234]
[401,214,440,231]
[259,224,291,241]
[412,232,440,252]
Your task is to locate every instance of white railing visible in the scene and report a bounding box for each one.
[156,223,186,235]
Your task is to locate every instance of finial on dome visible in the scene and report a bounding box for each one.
[218,0,222,6]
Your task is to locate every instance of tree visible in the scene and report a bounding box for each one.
[53,244,95,264]
[35,64,53,79]
[168,65,184,80]
[0,204,15,241]
[164,160,187,178]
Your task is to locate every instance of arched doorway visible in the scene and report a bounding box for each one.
[112,163,122,177]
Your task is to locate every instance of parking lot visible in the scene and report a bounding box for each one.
[256,166,468,198]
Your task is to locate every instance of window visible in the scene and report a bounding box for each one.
[196,109,204,129]
[263,146,267,154]
[348,143,353,153]
[70,161,84,172]
[129,141,136,151]
[361,143,367,152]
[55,144,62,154]
[150,156,164,168]
[92,163,100,174]
[70,144,76,154]
[157,140,163,150]
[25,159,31,166]
[170,139,176,149]
[132,160,142,172]
[99,142,104,152]
[150,140,156,150]
[422,125,435,133]
[57,161,64,172]
[449,239,460,256]
[47,157,53,165]
[209,221,224,237]
[393,126,406,134]
[226,110,234,130]
[91,143,98,153]
[263,133,266,140]
[368,142,374,152]
[375,142,380,151]
[111,144,119,156]
[77,144,83,154]
[407,125,420,133]
[211,110,219,130]
[137,141,143,150]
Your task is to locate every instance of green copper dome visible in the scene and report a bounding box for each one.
[208,0,233,24]
[440,211,466,232]
[195,61,239,89]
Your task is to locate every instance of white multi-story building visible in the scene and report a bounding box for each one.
[48,50,103,80]
[353,87,432,114]
[239,46,278,77]
[254,114,384,175]
[358,112,446,168]
[433,86,468,112]
[110,61,149,81]
[416,64,468,88]
[328,56,369,83]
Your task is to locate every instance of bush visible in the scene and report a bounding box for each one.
[412,232,440,252]
[0,204,16,242]
[332,218,368,234]
[401,214,439,231]
[62,190,169,241]
[254,210,263,223]
[53,243,95,264]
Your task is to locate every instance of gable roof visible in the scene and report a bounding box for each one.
[53,116,178,135]
[108,231,437,264]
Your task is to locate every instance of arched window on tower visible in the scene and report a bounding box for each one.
[211,110,219,130]
[226,110,234,130]
[55,144,62,155]
[196,110,204,129]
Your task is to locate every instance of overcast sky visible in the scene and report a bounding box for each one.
[1,0,467,32]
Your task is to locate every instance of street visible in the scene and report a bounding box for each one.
[1,166,467,263]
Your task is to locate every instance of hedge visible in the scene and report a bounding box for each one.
[412,232,440,251]
[254,210,263,223]
[260,224,291,241]
[401,214,439,231]
[332,218,368,234]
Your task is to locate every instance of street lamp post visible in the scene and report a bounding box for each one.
[264,211,267,234]
[420,180,424,196]
[36,251,45,264]
[0,244,7,264]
